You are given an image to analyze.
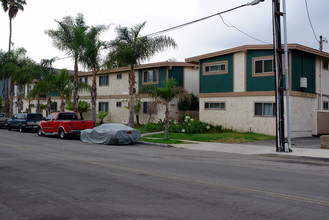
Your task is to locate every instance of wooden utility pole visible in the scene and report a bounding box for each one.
[272,0,285,152]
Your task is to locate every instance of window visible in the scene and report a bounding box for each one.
[116,101,122,108]
[254,58,274,75]
[323,101,329,110]
[79,77,88,84]
[143,70,158,84]
[143,102,157,114]
[204,102,225,110]
[99,75,109,86]
[117,74,122,79]
[98,102,109,112]
[323,61,329,70]
[255,102,276,116]
[46,113,55,120]
[203,61,228,75]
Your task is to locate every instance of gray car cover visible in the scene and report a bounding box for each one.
[80,123,141,145]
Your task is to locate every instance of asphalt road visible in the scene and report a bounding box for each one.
[1,129,329,219]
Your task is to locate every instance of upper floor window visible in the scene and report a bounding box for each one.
[204,102,226,110]
[99,75,109,86]
[203,61,228,75]
[143,70,158,84]
[323,61,329,70]
[79,77,88,84]
[255,102,276,116]
[323,101,329,110]
[98,102,109,112]
[254,59,274,75]
[117,74,122,79]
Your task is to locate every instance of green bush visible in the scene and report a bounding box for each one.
[143,122,165,132]
[169,116,209,134]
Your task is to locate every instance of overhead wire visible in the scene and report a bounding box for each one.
[218,14,271,44]
[304,0,319,43]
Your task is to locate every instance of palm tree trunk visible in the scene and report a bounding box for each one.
[91,70,97,122]
[73,57,79,114]
[165,103,170,139]
[36,99,40,113]
[46,95,51,115]
[9,80,14,117]
[5,79,9,113]
[8,17,12,52]
[1,80,6,113]
[128,67,136,128]
[60,97,65,112]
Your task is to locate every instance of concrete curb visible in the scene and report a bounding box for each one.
[258,153,329,163]
[137,141,174,148]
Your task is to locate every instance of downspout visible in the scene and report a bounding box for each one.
[320,58,323,110]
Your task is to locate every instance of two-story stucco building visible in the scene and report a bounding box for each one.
[186,44,329,138]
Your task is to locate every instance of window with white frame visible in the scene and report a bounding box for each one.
[203,61,228,75]
[98,102,109,112]
[143,70,158,83]
[254,58,274,74]
[204,102,226,110]
[116,101,122,108]
[255,102,276,116]
[79,77,88,84]
[99,75,109,86]
[143,102,157,114]
[117,74,122,79]
[323,101,329,110]
[323,61,329,70]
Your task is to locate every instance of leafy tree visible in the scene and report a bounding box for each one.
[45,13,88,114]
[96,111,109,124]
[140,78,189,139]
[65,101,90,120]
[1,0,27,52]
[108,22,176,128]
[80,25,108,122]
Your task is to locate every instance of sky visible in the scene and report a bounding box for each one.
[0,0,328,71]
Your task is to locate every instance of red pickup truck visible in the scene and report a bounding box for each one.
[37,112,95,139]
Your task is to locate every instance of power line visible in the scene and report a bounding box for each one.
[304,0,319,43]
[145,0,264,37]
[218,14,271,44]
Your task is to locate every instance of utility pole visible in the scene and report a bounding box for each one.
[272,0,285,152]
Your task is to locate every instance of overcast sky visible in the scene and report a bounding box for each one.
[0,0,328,71]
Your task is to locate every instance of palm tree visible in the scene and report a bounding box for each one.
[80,25,108,122]
[65,101,90,120]
[140,78,189,139]
[1,0,27,52]
[96,111,109,124]
[0,49,9,113]
[108,22,177,127]
[55,69,72,112]
[45,13,88,114]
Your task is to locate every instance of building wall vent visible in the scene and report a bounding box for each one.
[300,77,307,88]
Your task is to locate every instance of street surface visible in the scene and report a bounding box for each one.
[0,129,329,219]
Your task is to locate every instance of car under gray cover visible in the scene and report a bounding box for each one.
[80,123,141,145]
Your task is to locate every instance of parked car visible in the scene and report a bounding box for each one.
[37,112,95,139]
[7,113,44,132]
[0,112,8,128]
[80,123,141,145]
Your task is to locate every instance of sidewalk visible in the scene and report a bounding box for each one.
[170,137,329,161]
[141,133,329,161]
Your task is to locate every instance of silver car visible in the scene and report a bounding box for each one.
[80,123,141,145]
[0,113,8,128]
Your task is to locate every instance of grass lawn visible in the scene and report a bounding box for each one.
[143,131,275,143]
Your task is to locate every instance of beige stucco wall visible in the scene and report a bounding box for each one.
[199,96,277,136]
[233,52,245,92]
[184,67,199,95]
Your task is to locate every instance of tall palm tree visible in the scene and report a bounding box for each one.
[0,49,9,113]
[54,69,72,112]
[45,13,88,114]
[1,0,26,52]
[108,22,177,128]
[140,78,189,139]
[80,25,108,122]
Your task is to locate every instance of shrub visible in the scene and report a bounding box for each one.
[170,116,209,134]
[143,121,165,132]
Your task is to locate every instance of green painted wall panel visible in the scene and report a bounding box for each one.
[291,50,315,93]
[200,54,233,93]
[168,66,184,87]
